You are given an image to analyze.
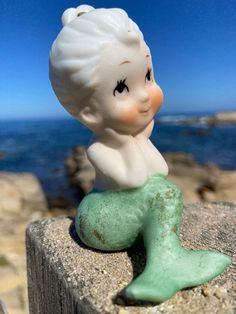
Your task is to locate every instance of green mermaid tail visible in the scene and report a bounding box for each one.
[75,174,231,302]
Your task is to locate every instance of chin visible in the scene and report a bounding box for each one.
[131,123,150,135]
[117,125,141,135]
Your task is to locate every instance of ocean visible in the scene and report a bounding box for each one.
[0,115,236,199]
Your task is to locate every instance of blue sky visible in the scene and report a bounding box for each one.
[1,0,236,119]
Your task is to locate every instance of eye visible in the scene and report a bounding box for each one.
[113,79,129,96]
[145,68,152,82]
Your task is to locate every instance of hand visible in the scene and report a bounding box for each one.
[134,119,154,140]
[101,128,132,147]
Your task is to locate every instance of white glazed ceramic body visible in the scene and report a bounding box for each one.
[49,5,168,190]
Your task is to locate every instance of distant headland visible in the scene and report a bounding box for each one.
[158,111,236,125]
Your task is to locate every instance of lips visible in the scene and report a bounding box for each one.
[140,105,151,113]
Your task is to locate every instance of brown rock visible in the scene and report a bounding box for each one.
[0,172,48,217]
[0,170,73,314]
[213,112,236,124]
[164,153,236,203]
[65,146,236,204]
[158,111,236,125]
[0,177,23,214]
[65,145,95,193]
[0,150,7,159]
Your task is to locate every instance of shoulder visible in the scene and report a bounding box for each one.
[87,141,121,167]
[87,142,104,162]
[87,141,108,158]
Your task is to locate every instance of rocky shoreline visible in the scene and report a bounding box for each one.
[0,172,76,314]
[158,111,236,125]
[66,146,236,204]
[1,149,236,313]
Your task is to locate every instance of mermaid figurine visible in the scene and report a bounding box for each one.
[49,5,231,302]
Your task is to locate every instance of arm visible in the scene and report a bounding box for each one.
[133,121,169,177]
[87,129,148,189]
[133,119,154,141]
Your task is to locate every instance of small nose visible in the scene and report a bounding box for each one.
[138,89,149,103]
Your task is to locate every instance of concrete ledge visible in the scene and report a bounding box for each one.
[26,202,236,313]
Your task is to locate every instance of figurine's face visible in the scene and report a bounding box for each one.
[82,40,163,134]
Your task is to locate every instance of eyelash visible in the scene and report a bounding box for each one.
[145,68,152,82]
[113,68,152,96]
[113,78,129,96]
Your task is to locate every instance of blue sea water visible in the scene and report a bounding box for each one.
[0,116,236,199]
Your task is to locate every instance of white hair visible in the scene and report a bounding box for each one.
[49,4,144,117]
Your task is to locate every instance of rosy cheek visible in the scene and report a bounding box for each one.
[120,107,139,124]
[149,85,164,112]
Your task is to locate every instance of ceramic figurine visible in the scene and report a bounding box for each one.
[49,5,231,302]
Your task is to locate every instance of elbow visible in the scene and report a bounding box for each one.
[163,164,169,176]
[119,174,148,190]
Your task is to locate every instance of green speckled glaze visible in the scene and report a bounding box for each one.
[75,174,231,302]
